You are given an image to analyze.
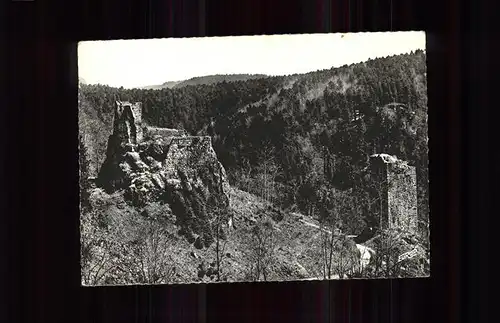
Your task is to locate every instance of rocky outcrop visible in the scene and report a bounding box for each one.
[97,101,230,242]
[144,127,187,140]
[99,134,229,202]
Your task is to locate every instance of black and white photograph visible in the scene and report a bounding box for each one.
[78,32,430,286]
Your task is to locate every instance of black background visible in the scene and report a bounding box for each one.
[2,0,490,322]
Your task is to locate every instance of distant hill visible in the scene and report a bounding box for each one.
[140,74,269,90]
[141,80,183,90]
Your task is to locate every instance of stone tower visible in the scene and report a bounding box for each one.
[113,101,144,145]
[367,154,418,234]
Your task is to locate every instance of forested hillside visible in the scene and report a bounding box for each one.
[79,49,428,233]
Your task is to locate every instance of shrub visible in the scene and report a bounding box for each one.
[364,228,429,278]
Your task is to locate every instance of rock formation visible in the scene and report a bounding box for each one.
[97,101,230,240]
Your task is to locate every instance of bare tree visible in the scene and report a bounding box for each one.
[316,186,336,279]
[318,217,337,279]
[367,227,429,279]
[106,212,177,285]
[316,188,360,279]
[80,211,118,285]
[240,159,254,193]
[130,220,177,284]
[80,190,178,285]
[208,203,231,281]
[369,228,405,278]
[245,216,278,281]
[257,141,282,204]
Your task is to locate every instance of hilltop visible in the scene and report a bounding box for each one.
[139,74,269,90]
[141,80,183,90]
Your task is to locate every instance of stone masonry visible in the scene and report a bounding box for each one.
[114,101,144,144]
[98,100,230,207]
[367,154,418,234]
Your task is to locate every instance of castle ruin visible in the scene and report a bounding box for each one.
[113,100,187,147]
[113,101,144,145]
[366,154,418,234]
[97,101,230,208]
[101,101,419,238]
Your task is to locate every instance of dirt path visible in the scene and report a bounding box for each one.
[294,214,375,269]
[356,244,374,269]
[298,219,332,234]
[298,219,357,239]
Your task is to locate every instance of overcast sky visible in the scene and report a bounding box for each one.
[78,31,426,89]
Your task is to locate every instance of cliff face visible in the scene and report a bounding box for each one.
[97,101,230,242]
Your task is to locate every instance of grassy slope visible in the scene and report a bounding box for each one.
[92,185,343,285]
[170,185,362,283]
[226,187,326,281]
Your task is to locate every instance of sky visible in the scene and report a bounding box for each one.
[78,31,426,89]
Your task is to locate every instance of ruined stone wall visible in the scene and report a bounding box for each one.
[367,154,418,234]
[130,103,143,143]
[164,136,214,177]
[387,162,418,233]
[144,127,186,140]
[163,136,230,203]
[99,101,230,212]
[367,156,389,229]
[114,101,144,144]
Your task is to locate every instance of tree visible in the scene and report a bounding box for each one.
[245,216,279,281]
[356,165,389,232]
[316,187,359,279]
[240,159,254,193]
[81,198,178,286]
[80,211,117,286]
[368,228,408,278]
[109,210,177,285]
[256,141,282,204]
[208,201,231,282]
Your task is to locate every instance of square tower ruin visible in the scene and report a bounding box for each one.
[367,154,418,234]
[113,101,144,145]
